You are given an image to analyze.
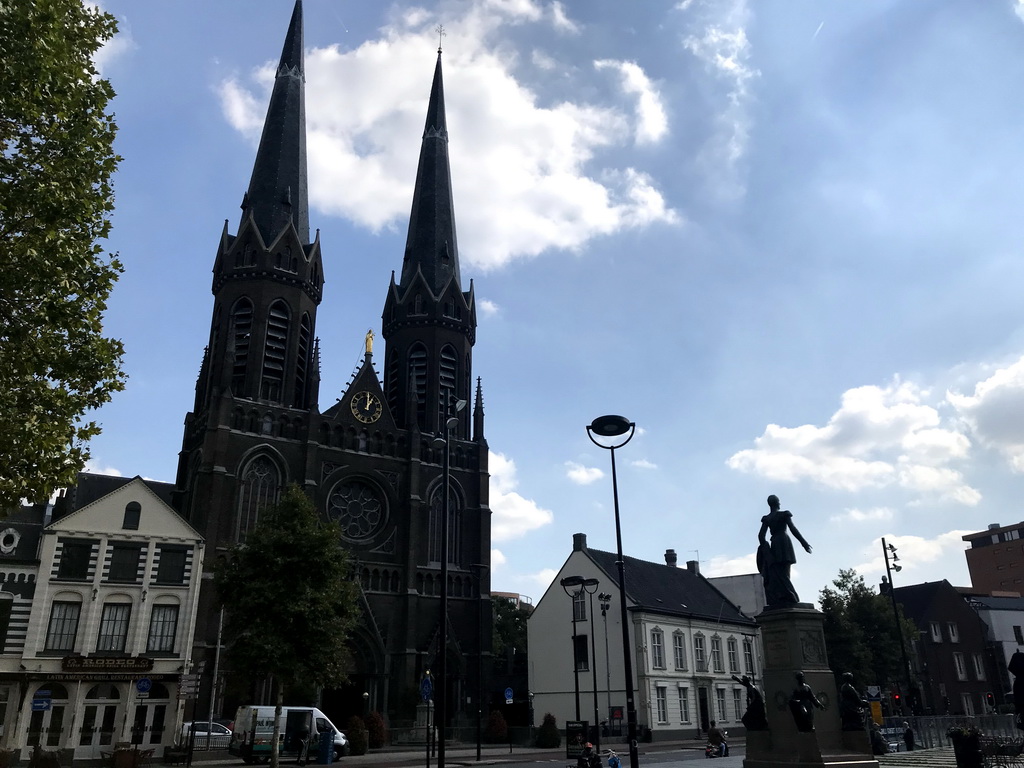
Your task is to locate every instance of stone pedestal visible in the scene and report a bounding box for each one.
[744,604,877,768]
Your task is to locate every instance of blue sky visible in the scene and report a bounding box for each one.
[87,0,1024,605]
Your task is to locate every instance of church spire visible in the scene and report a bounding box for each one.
[399,50,460,294]
[241,0,309,245]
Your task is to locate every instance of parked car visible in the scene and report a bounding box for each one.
[181,721,232,749]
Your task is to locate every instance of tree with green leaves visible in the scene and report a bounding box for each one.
[492,595,529,661]
[819,569,917,696]
[216,485,360,768]
[0,0,126,509]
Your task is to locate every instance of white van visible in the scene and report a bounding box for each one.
[229,705,350,763]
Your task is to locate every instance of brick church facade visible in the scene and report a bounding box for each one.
[172,1,491,726]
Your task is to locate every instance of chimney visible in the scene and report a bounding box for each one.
[573,533,588,552]
[686,559,700,575]
[665,549,678,567]
[988,523,1001,530]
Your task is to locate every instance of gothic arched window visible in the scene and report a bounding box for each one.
[260,300,290,402]
[236,456,280,543]
[409,344,428,429]
[230,298,254,396]
[294,313,312,408]
[438,345,457,427]
[428,483,461,566]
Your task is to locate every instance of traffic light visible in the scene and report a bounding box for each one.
[894,692,901,705]
[987,692,995,709]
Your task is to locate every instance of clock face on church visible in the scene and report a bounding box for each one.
[350,391,382,423]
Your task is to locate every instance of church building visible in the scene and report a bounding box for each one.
[172,1,491,726]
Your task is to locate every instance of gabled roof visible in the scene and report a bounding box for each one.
[53,472,175,521]
[48,476,201,541]
[586,547,755,626]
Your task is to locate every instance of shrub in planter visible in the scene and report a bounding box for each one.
[345,716,369,756]
[535,713,560,748]
[484,710,508,743]
[362,711,388,749]
[947,724,983,768]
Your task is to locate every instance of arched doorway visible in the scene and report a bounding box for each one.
[79,683,121,756]
[26,683,68,750]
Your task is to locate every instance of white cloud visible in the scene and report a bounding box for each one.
[594,60,668,145]
[531,49,558,71]
[681,0,759,198]
[549,2,580,34]
[491,549,508,568]
[90,5,136,73]
[829,507,894,524]
[1016,1,1024,24]
[489,450,553,540]
[478,298,500,317]
[531,567,559,591]
[630,458,658,469]
[852,531,972,580]
[728,380,979,504]
[220,0,676,270]
[84,460,123,477]
[949,355,1024,472]
[706,552,757,577]
[565,461,604,485]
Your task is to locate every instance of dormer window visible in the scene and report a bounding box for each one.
[123,502,141,530]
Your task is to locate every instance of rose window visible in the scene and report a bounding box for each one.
[328,480,385,541]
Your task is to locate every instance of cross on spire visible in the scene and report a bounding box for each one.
[435,24,445,53]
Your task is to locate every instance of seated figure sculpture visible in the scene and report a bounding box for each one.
[838,672,869,731]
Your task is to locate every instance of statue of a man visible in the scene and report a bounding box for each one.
[838,672,869,731]
[732,675,768,731]
[789,671,824,732]
[757,495,812,606]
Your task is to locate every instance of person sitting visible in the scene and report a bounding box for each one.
[707,721,728,756]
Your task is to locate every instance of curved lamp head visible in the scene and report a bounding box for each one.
[587,415,636,450]
[582,577,600,594]
[560,575,584,596]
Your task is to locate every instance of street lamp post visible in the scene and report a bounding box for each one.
[560,576,584,721]
[598,593,612,733]
[586,415,638,768]
[585,583,601,755]
[470,563,489,762]
[432,398,467,768]
[882,537,913,715]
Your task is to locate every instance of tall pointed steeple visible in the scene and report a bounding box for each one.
[241,0,309,245]
[400,50,460,294]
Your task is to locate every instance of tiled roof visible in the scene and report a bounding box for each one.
[586,547,755,626]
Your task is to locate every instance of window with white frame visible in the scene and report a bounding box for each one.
[678,686,690,723]
[930,622,942,642]
[44,601,81,652]
[574,635,589,672]
[953,652,967,681]
[961,692,975,715]
[727,637,739,673]
[710,636,724,673]
[573,591,586,622]
[656,686,668,724]
[947,622,960,643]
[694,634,707,672]
[733,688,743,721]
[651,628,665,669]
[973,653,986,681]
[743,638,754,674]
[673,631,687,670]
[716,687,727,720]
[97,602,132,652]
[147,604,179,653]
